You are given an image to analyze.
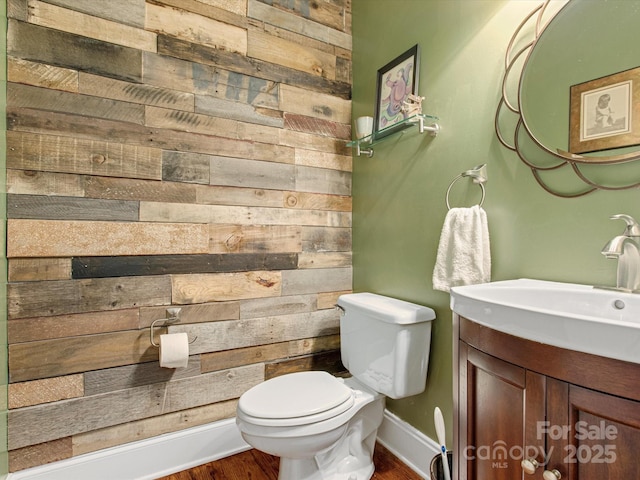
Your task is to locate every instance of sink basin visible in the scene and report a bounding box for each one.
[450,278,640,364]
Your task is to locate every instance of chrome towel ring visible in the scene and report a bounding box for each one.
[445,164,487,210]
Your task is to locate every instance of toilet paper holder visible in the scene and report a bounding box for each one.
[150,308,198,347]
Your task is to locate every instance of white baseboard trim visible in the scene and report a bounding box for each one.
[8,418,250,480]
[376,409,440,478]
[8,410,438,480]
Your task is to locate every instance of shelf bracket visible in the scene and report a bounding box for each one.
[418,115,440,136]
[356,142,374,158]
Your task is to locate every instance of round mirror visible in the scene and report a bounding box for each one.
[521,0,640,159]
[496,0,640,197]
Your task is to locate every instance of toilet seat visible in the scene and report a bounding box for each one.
[237,371,355,427]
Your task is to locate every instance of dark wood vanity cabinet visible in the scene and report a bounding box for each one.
[454,315,640,480]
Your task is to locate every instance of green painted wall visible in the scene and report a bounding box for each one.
[352,0,639,444]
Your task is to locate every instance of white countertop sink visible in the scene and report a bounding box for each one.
[450,278,640,364]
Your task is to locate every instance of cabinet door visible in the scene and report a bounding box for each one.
[459,343,545,480]
[546,383,640,480]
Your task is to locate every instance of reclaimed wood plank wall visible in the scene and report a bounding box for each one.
[6,0,352,471]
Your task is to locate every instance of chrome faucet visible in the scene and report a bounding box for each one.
[601,214,640,291]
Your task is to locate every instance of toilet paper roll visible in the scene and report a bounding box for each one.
[159,332,189,369]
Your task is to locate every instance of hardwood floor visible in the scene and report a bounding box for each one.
[157,443,424,480]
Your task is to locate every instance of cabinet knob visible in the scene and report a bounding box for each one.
[521,458,539,474]
[543,469,561,480]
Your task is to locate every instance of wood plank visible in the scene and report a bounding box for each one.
[151,0,247,23]
[239,294,316,319]
[9,375,84,409]
[8,437,72,473]
[8,309,139,343]
[247,0,351,48]
[195,95,283,128]
[196,184,283,208]
[171,271,282,304]
[71,253,298,279]
[7,219,210,258]
[279,83,351,123]
[84,176,198,204]
[146,106,282,146]
[200,334,340,373]
[248,29,336,80]
[156,35,351,100]
[162,150,210,185]
[209,224,302,254]
[280,128,351,155]
[294,147,352,172]
[138,302,240,328]
[8,56,78,93]
[281,267,352,295]
[262,21,337,56]
[84,358,201,396]
[8,19,143,83]
[285,113,350,138]
[284,191,351,211]
[262,0,347,32]
[210,156,295,190]
[145,2,247,55]
[7,194,139,221]
[265,349,345,379]
[140,201,351,227]
[7,0,28,21]
[8,364,264,449]
[301,226,352,252]
[8,83,145,125]
[297,252,352,268]
[8,276,172,319]
[7,131,163,180]
[7,169,84,197]
[9,329,160,382]
[295,164,352,195]
[317,290,350,310]
[27,0,157,52]
[172,309,340,355]
[42,0,146,28]
[78,72,194,111]
[336,54,352,84]
[188,68,280,110]
[8,258,71,282]
[72,399,238,456]
[8,107,292,165]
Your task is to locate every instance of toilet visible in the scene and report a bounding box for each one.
[236,292,436,480]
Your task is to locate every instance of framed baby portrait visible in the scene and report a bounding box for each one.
[569,66,640,154]
[373,44,420,139]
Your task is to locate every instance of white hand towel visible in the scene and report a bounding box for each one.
[432,205,491,292]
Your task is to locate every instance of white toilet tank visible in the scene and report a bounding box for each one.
[337,292,435,399]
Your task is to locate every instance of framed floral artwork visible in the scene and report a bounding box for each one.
[373,44,420,139]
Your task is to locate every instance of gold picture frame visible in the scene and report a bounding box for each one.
[569,66,640,154]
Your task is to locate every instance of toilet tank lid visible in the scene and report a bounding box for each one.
[337,292,436,325]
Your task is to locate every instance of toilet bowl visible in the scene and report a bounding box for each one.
[236,293,436,480]
[236,371,384,480]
